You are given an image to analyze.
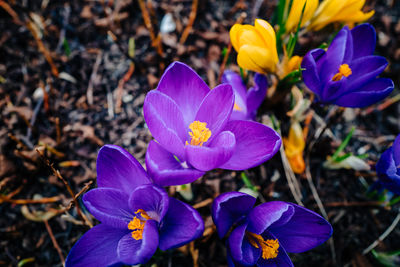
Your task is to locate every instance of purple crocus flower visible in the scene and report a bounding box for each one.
[212,192,332,266]
[65,145,204,267]
[144,62,281,186]
[302,23,394,108]
[375,134,400,195]
[221,70,268,120]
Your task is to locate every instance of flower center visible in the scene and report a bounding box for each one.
[331,64,352,81]
[246,232,279,260]
[233,102,242,111]
[128,209,151,240]
[186,121,211,146]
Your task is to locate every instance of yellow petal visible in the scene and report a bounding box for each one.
[286,0,318,33]
[254,19,279,66]
[237,45,275,74]
[237,25,266,49]
[230,24,244,52]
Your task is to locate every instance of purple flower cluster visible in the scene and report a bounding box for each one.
[302,24,394,108]
[375,134,400,195]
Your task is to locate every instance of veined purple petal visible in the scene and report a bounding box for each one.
[185,131,236,171]
[301,49,325,96]
[345,56,388,91]
[128,184,169,223]
[247,201,294,235]
[159,197,204,250]
[145,141,205,186]
[351,24,376,60]
[222,70,248,113]
[256,245,294,267]
[97,145,151,195]
[229,221,261,266]
[117,220,159,265]
[194,84,234,142]
[65,224,127,267]
[320,27,349,84]
[268,204,332,253]
[143,90,187,160]
[156,62,210,126]
[220,120,281,170]
[393,135,400,166]
[212,192,256,238]
[333,78,393,108]
[83,188,131,229]
[246,73,268,119]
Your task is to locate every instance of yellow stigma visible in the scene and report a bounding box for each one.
[247,232,279,260]
[128,209,151,240]
[233,102,242,111]
[331,64,352,82]
[186,121,212,146]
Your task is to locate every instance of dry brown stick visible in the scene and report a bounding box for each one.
[44,220,65,264]
[36,149,92,227]
[8,133,28,150]
[63,181,93,212]
[0,0,23,25]
[179,0,198,45]
[87,51,103,105]
[115,62,135,113]
[138,0,163,57]
[323,201,384,208]
[26,21,59,77]
[217,12,247,83]
[192,198,213,209]
[0,195,61,205]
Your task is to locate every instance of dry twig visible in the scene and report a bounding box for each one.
[44,220,65,264]
[179,0,198,45]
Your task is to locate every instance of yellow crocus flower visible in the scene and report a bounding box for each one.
[308,0,374,31]
[283,121,305,174]
[230,19,279,74]
[286,0,318,33]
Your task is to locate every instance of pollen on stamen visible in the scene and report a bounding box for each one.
[332,64,352,81]
[247,232,279,260]
[128,217,145,240]
[233,102,242,111]
[185,121,212,146]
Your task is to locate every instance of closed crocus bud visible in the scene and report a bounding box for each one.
[230,19,279,74]
[308,0,374,31]
[283,121,306,174]
[285,0,318,33]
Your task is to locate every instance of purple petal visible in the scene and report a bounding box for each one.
[185,131,236,171]
[346,56,388,91]
[229,221,261,266]
[268,204,332,253]
[117,220,159,265]
[212,192,256,238]
[159,197,204,250]
[65,224,126,267]
[220,120,282,170]
[246,73,268,118]
[333,78,393,108]
[194,84,234,142]
[393,134,400,166]
[376,148,397,177]
[247,201,294,235]
[320,27,350,84]
[97,145,151,195]
[222,70,248,113]
[143,90,187,160]
[256,245,294,267]
[351,23,376,59]
[145,141,205,186]
[156,62,210,126]
[83,188,131,229]
[129,184,169,222]
[301,48,325,96]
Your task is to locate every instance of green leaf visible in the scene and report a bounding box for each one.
[372,249,400,267]
[287,0,307,58]
[63,38,70,57]
[18,258,35,267]
[331,126,355,162]
[241,172,258,192]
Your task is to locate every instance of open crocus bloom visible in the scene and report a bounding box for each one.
[285,0,318,33]
[212,192,332,267]
[375,134,400,195]
[230,19,279,74]
[65,145,204,267]
[144,62,281,186]
[308,0,374,31]
[221,70,268,121]
[302,24,394,108]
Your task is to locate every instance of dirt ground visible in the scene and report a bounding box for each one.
[0,0,399,266]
